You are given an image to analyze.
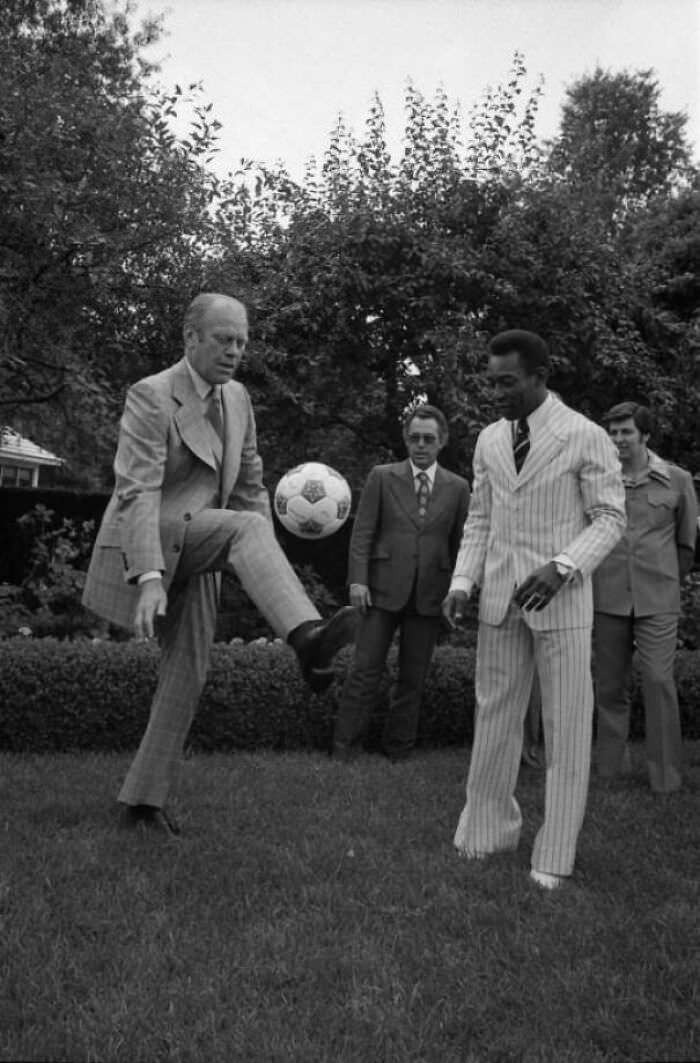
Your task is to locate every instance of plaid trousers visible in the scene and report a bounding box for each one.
[118,509,320,807]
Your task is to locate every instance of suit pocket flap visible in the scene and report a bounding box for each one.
[370,550,391,560]
[97,521,123,547]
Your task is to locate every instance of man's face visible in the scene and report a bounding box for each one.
[404,416,444,469]
[185,298,249,385]
[607,417,648,461]
[486,351,544,421]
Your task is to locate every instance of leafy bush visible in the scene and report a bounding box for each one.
[0,639,698,754]
[216,562,341,642]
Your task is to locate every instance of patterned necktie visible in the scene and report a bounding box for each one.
[206,387,224,441]
[416,470,430,518]
[513,417,530,473]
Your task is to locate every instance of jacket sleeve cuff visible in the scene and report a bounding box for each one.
[552,553,577,581]
[449,576,475,596]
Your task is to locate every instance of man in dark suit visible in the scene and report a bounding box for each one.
[332,404,470,760]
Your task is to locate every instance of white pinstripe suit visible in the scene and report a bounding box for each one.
[451,394,626,876]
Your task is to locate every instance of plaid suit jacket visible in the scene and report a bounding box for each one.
[83,359,270,630]
[452,395,626,630]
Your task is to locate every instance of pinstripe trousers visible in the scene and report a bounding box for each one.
[454,602,593,877]
[118,509,320,807]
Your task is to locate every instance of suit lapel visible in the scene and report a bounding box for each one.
[390,461,422,527]
[422,465,450,527]
[171,360,219,472]
[220,383,243,503]
[514,398,568,490]
[492,419,517,486]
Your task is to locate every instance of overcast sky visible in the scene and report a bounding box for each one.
[131,0,700,179]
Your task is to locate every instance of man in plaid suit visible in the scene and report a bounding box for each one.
[83,293,357,835]
[443,330,626,890]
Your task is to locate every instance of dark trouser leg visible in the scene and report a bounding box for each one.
[634,613,682,792]
[381,612,441,758]
[593,612,635,777]
[333,608,399,749]
[119,572,218,807]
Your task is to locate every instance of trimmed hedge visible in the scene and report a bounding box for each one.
[0,638,698,754]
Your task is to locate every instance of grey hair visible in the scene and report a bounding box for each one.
[182,293,246,338]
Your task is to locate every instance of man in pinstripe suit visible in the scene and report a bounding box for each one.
[443,330,626,890]
[83,293,357,836]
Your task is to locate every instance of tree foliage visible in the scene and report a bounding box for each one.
[1,4,698,490]
[0,0,225,481]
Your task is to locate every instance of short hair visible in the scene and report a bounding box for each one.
[603,401,655,436]
[183,293,246,338]
[489,330,550,375]
[403,403,449,443]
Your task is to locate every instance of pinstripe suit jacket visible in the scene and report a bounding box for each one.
[83,358,271,630]
[452,395,626,630]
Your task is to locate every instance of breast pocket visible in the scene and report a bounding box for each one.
[647,490,675,527]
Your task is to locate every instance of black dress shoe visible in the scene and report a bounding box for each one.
[119,803,180,837]
[291,606,359,693]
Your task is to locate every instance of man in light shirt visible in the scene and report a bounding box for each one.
[443,330,626,890]
[593,401,698,792]
[332,405,470,761]
[84,293,357,835]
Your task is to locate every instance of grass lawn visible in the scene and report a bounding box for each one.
[0,743,698,1063]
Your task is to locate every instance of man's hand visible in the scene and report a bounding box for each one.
[349,583,372,614]
[442,590,470,629]
[513,562,565,612]
[134,579,168,639]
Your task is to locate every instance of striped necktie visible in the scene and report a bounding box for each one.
[513,417,530,473]
[416,470,430,518]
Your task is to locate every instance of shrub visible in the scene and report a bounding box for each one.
[0,639,698,754]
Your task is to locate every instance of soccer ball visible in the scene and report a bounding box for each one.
[274,461,352,539]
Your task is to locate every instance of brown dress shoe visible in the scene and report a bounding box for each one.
[119,803,180,837]
[290,606,359,693]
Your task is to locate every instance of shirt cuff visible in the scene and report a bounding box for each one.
[449,576,475,596]
[552,553,577,582]
[137,571,163,584]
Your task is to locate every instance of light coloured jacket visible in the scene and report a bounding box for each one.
[451,394,626,630]
[593,450,698,616]
[83,358,270,630]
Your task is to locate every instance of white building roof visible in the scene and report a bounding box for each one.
[0,426,64,467]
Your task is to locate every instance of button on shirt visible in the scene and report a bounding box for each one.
[593,449,698,617]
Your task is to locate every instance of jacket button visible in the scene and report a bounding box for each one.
[183,512,191,522]
[173,544,181,553]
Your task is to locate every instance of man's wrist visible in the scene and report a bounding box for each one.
[552,555,576,583]
[449,576,474,596]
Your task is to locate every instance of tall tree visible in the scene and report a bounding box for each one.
[0,0,224,483]
[548,68,692,214]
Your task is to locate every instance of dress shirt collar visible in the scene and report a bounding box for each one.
[184,357,217,400]
[513,391,553,438]
[409,460,437,487]
[622,448,671,487]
